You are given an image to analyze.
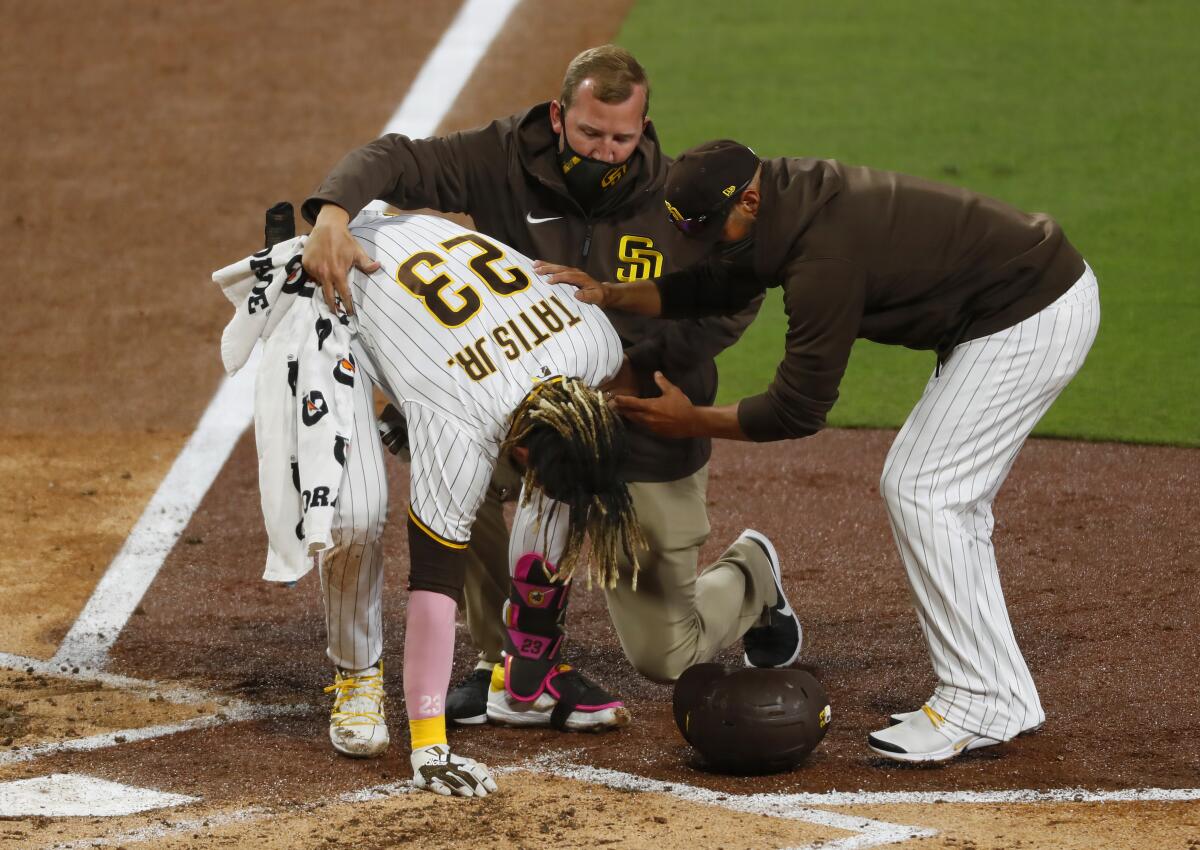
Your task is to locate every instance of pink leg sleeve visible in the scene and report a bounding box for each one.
[403,590,458,720]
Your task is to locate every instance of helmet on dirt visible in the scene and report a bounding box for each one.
[672,663,831,774]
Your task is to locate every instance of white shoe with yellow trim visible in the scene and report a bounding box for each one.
[325,662,389,758]
[867,704,1000,763]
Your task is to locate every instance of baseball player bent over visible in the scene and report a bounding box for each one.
[544,141,1100,764]
[216,212,646,796]
[300,46,801,729]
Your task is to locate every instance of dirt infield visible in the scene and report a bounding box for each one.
[2,1,1198,848]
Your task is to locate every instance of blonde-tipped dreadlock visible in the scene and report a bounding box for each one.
[502,376,646,590]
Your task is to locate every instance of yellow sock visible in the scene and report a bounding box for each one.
[409,715,446,750]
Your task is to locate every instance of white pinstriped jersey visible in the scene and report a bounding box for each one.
[345,212,623,546]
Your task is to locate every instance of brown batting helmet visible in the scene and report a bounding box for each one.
[672,664,831,774]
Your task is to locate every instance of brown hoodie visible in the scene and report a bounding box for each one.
[655,158,1085,442]
[304,104,761,481]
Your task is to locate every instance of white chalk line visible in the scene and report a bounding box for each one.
[1,651,239,708]
[21,751,1200,849]
[527,756,933,849]
[43,780,417,849]
[538,756,1200,806]
[0,651,309,768]
[0,700,308,768]
[0,774,199,818]
[377,0,521,138]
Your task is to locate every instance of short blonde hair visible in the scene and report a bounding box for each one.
[559,44,650,118]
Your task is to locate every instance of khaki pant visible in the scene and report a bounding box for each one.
[461,464,779,683]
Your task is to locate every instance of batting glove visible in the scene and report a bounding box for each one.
[410,744,498,797]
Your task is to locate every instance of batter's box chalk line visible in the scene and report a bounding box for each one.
[518,753,933,850]
[0,650,309,768]
[515,751,1200,849]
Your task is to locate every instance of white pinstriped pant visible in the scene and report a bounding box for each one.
[879,267,1100,741]
[320,339,389,672]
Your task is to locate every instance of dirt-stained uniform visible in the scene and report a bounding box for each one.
[303,104,778,684]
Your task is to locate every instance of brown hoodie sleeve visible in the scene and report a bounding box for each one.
[623,294,765,377]
[736,258,866,442]
[301,120,510,223]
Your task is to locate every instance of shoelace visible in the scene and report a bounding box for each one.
[921,704,947,729]
[325,667,385,727]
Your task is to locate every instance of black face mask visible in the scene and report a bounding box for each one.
[715,232,756,269]
[557,131,629,212]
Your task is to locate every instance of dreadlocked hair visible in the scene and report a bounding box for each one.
[502,377,646,590]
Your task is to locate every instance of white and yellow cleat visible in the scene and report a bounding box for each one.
[325,662,389,758]
[867,704,1000,763]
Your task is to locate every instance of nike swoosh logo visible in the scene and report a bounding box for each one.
[526,213,562,224]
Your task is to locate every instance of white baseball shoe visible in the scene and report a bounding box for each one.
[739,529,803,669]
[868,704,1000,763]
[411,744,498,797]
[485,662,630,731]
[324,662,389,758]
[888,709,1044,733]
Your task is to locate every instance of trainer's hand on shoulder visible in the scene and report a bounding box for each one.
[614,372,697,438]
[411,744,498,798]
[534,261,611,307]
[303,203,380,315]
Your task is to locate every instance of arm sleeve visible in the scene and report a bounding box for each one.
[622,255,768,375]
[622,293,766,377]
[651,258,768,319]
[736,259,866,442]
[301,121,507,223]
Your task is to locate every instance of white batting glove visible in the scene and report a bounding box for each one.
[410,744,498,797]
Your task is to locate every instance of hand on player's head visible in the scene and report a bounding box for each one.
[302,204,381,315]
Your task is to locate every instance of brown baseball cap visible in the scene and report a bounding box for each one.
[665,139,760,239]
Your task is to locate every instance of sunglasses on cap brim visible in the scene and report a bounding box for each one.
[668,174,754,238]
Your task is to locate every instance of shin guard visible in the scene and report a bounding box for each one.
[503,553,570,701]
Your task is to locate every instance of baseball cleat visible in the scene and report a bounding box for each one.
[887,709,1044,735]
[740,529,803,669]
[446,668,492,726]
[868,704,1000,763]
[486,661,630,731]
[325,662,389,758]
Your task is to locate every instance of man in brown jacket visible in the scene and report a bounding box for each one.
[541,139,1100,763]
[300,50,801,751]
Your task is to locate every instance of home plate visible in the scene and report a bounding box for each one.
[0,773,198,817]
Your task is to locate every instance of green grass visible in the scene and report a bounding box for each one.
[619,0,1200,445]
